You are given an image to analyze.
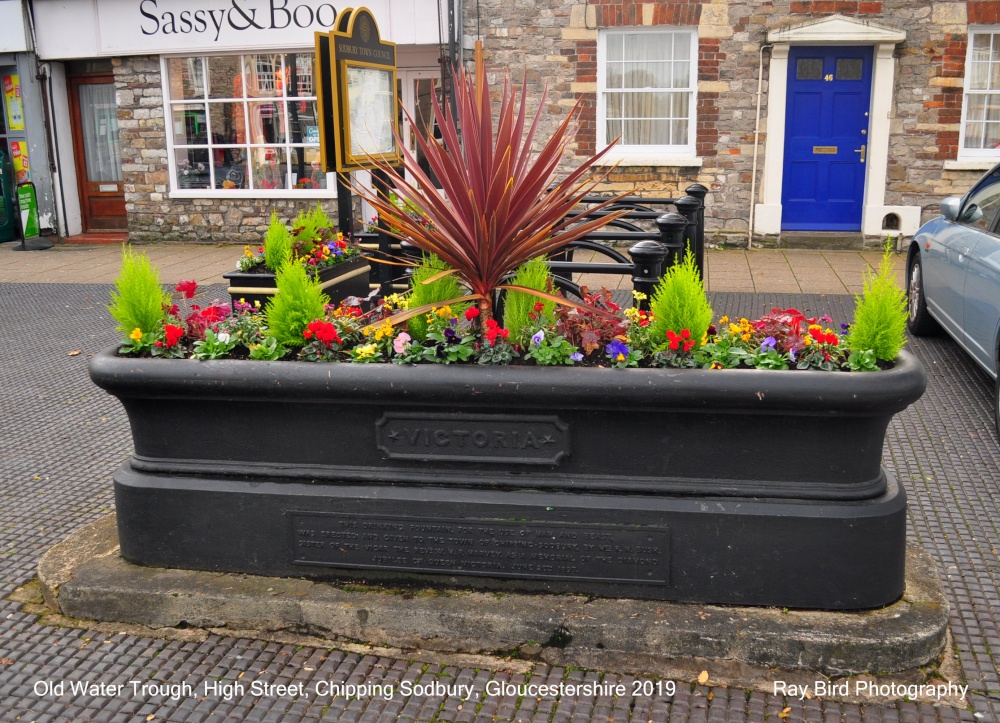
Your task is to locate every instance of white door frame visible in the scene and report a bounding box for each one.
[753,15,921,237]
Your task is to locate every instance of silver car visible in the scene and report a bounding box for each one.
[907,163,1000,434]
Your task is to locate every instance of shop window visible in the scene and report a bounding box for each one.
[164,53,327,193]
[960,27,1000,160]
[597,28,697,158]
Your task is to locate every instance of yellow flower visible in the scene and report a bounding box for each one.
[631,290,648,301]
[741,333,751,342]
[129,328,143,341]
[808,324,822,331]
[616,353,625,362]
[243,245,253,258]
[719,315,729,325]
[355,343,377,359]
[382,293,409,311]
[253,300,261,309]
[373,323,394,341]
[804,337,813,346]
[729,323,740,336]
[435,305,453,319]
[709,361,724,369]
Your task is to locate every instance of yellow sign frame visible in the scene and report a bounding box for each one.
[319,7,401,173]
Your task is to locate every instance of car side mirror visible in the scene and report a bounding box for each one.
[940,197,962,221]
[961,204,984,224]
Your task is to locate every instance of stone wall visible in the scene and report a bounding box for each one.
[467,0,990,243]
[114,56,341,246]
[111,3,992,246]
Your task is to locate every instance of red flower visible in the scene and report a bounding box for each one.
[665,329,694,352]
[533,302,545,312]
[465,307,481,321]
[175,280,198,299]
[484,318,509,346]
[199,305,229,324]
[164,324,184,347]
[304,320,341,347]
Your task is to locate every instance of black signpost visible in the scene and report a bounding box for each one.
[315,7,401,236]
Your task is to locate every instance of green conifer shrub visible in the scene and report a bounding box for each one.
[503,256,555,343]
[265,263,329,347]
[407,254,467,341]
[263,211,292,271]
[847,244,908,361]
[648,248,713,346]
[108,247,170,336]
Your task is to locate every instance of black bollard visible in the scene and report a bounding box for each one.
[685,183,708,269]
[655,212,688,270]
[674,195,703,277]
[628,239,669,310]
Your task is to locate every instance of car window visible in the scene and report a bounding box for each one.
[959,167,1000,231]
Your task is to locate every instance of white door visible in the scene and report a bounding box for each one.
[397,68,443,188]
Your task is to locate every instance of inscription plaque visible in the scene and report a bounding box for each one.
[290,513,669,585]
[376,413,570,465]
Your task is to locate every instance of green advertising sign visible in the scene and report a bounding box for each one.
[16,182,39,239]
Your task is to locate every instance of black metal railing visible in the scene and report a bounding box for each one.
[359,183,708,308]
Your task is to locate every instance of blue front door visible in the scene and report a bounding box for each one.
[782,46,873,231]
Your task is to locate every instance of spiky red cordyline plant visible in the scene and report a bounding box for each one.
[352,51,631,327]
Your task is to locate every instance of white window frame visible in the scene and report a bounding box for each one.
[162,51,336,199]
[959,25,1000,161]
[596,27,698,165]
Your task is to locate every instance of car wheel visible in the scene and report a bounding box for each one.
[906,252,940,336]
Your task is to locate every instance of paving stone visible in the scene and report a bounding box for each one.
[0,283,996,721]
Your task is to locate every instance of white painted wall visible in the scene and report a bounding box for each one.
[0,1,29,53]
[32,0,444,59]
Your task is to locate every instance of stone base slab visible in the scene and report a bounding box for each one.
[37,514,950,682]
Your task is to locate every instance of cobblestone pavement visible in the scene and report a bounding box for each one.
[0,283,996,722]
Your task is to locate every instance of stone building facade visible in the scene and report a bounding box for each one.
[470,0,999,246]
[19,1,1000,246]
[115,56,324,244]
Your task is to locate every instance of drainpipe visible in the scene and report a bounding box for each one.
[748,43,773,251]
[22,0,62,243]
[36,62,66,241]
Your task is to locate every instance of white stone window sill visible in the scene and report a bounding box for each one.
[592,156,704,168]
[944,160,999,171]
[168,190,338,200]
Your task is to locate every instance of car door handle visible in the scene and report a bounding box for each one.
[854,145,866,163]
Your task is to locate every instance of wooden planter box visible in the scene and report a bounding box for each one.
[222,255,371,309]
[89,350,926,609]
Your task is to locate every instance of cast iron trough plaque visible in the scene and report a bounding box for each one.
[290,513,669,585]
[376,413,570,465]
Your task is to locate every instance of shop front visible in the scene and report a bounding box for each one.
[1,1,59,241]
[31,0,448,241]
